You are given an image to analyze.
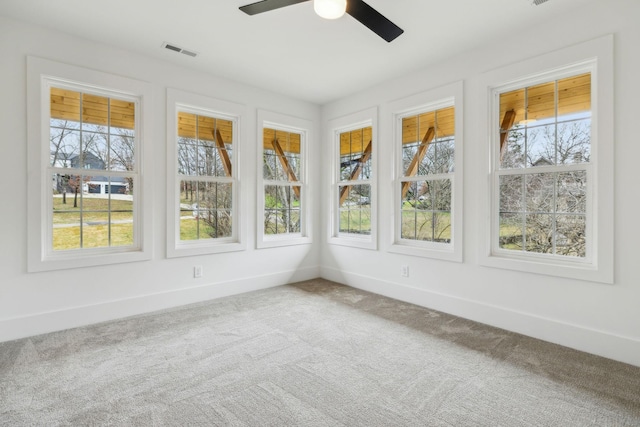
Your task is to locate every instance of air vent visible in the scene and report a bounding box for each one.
[162,42,198,58]
[531,0,550,5]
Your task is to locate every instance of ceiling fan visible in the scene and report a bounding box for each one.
[239,0,404,42]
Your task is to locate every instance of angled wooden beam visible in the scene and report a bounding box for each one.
[401,127,435,199]
[214,129,232,177]
[271,138,300,199]
[339,140,372,207]
[499,109,517,161]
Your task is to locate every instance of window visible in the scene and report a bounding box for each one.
[328,108,377,250]
[389,82,463,261]
[257,110,311,248]
[339,126,372,235]
[480,35,613,283]
[27,57,153,272]
[497,73,591,258]
[49,87,137,251]
[166,89,244,257]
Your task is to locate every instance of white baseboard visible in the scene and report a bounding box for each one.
[0,266,320,343]
[321,267,640,368]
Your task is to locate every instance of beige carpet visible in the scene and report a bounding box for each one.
[1,279,639,426]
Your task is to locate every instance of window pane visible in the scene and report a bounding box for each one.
[403,108,459,178]
[82,93,109,131]
[420,142,436,175]
[178,140,197,176]
[51,175,134,251]
[109,98,135,131]
[525,213,553,254]
[557,119,590,164]
[179,180,200,240]
[197,115,216,142]
[50,128,80,168]
[53,182,81,251]
[339,127,372,182]
[263,150,279,180]
[110,221,134,247]
[558,73,591,118]
[499,212,524,251]
[264,128,301,183]
[197,141,216,176]
[500,89,525,124]
[501,129,525,169]
[340,155,355,181]
[556,171,586,213]
[178,112,197,140]
[177,113,233,179]
[526,173,554,213]
[400,179,451,243]
[181,181,233,240]
[526,124,555,167]
[431,179,452,211]
[435,138,455,173]
[50,88,81,125]
[555,215,586,257]
[526,81,556,125]
[499,175,523,213]
[401,181,419,204]
[264,185,300,235]
[110,131,135,172]
[79,132,108,170]
[215,144,232,177]
[402,144,417,175]
[339,184,370,235]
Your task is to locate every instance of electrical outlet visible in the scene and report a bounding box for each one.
[401,264,409,277]
[194,265,203,278]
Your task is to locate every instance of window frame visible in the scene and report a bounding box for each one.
[166,88,245,258]
[328,107,378,250]
[389,81,464,262]
[256,110,312,248]
[479,35,614,283]
[27,57,153,272]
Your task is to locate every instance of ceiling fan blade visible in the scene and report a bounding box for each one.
[240,0,310,15]
[346,0,404,42]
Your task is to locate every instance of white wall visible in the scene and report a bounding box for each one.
[0,16,321,341]
[321,0,640,367]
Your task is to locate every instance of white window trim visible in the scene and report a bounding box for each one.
[256,110,312,249]
[478,35,614,284]
[388,81,464,262]
[27,57,153,272]
[327,107,378,250]
[166,88,246,258]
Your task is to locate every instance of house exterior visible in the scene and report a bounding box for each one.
[53,152,129,195]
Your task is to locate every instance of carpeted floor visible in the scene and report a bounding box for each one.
[1,278,639,426]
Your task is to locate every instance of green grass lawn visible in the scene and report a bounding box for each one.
[53,223,134,250]
[52,195,134,250]
[400,210,451,241]
[53,196,133,223]
[339,207,372,234]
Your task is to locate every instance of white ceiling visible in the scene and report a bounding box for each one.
[1,0,593,104]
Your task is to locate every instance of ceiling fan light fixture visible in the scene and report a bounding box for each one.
[314,0,346,19]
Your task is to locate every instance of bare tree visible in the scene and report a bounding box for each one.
[499,120,589,257]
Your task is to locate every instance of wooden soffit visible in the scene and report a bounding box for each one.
[340,127,373,157]
[263,128,301,154]
[402,106,454,145]
[500,73,591,124]
[50,87,135,130]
